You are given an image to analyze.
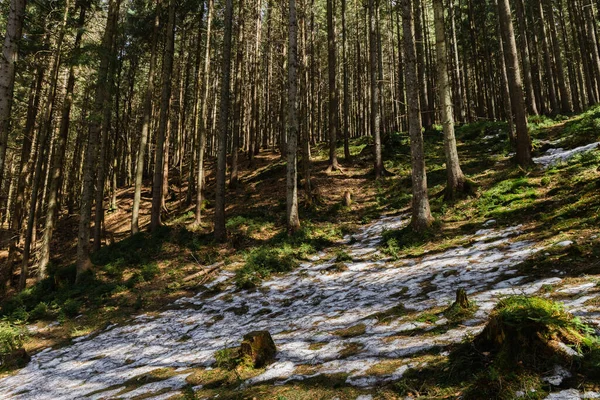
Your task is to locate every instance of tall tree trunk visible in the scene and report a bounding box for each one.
[150,0,176,231]
[326,0,340,172]
[535,0,559,114]
[0,0,27,208]
[287,0,300,234]
[401,0,433,232]
[19,0,71,289]
[39,2,86,279]
[433,0,467,199]
[543,0,572,113]
[195,0,214,226]
[514,0,539,115]
[132,1,161,234]
[341,0,351,161]
[214,0,234,241]
[369,0,383,178]
[230,0,245,189]
[498,0,532,168]
[76,0,121,282]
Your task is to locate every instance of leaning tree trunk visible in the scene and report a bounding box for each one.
[0,0,27,211]
[214,0,234,242]
[432,0,467,199]
[401,0,433,233]
[497,0,532,168]
[150,0,176,231]
[286,0,300,234]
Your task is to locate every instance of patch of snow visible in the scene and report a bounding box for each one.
[543,365,572,386]
[0,214,594,399]
[545,389,584,400]
[534,142,600,168]
[555,240,574,248]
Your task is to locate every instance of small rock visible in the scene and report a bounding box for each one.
[543,365,572,386]
[240,330,277,368]
[555,240,574,248]
[483,219,497,227]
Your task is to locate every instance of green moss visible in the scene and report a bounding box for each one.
[332,324,366,338]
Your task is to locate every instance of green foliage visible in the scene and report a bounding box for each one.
[29,302,49,320]
[235,246,299,289]
[61,299,82,318]
[141,263,160,282]
[0,321,26,357]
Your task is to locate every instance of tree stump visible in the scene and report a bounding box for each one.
[342,191,353,207]
[240,330,277,368]
[453,288,470,309]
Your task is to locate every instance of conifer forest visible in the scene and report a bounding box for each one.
[1,0,600,398]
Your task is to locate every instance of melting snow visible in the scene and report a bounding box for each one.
[0,215,597,399]
[534,142,600,168]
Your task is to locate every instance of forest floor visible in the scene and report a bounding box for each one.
[1,107,600,399]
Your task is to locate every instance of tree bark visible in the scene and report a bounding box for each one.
[150,0,176,231]
[286,0,300,234]
[0,0,27,207]
[214,0,234,241]
[39,1,86,279]
[497,0,532,168]
[132,0,161,234]
[76,0,121,282]
[326,0,340,172]
[401,0,433,232]
[433,0,467,199]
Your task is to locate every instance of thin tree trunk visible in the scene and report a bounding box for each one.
[287,0,300,234]
[214,0,234,241]
[0,0,27,208]
[19,0,71,289]
[498,0,532,168]
[39,1,86,279]
[326,0,340,172]
[76,0,121,281]
[433,0,467,199]
[150,0,176,231]
[132,1,160,234]
[195,0,214,226]
[369,0,383,178]
[401,0,433,232]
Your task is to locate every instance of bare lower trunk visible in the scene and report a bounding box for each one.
[132,0,161,235]
[287,0,300,234]
[433,0,467,200]
[401,0,433,232]
[498,0,532,168]
[150,0,176,231]
[39,2,86,279]
[214,0,234,241]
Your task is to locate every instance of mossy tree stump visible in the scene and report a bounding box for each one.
[240,330,277,368]
[454,288,470,309]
